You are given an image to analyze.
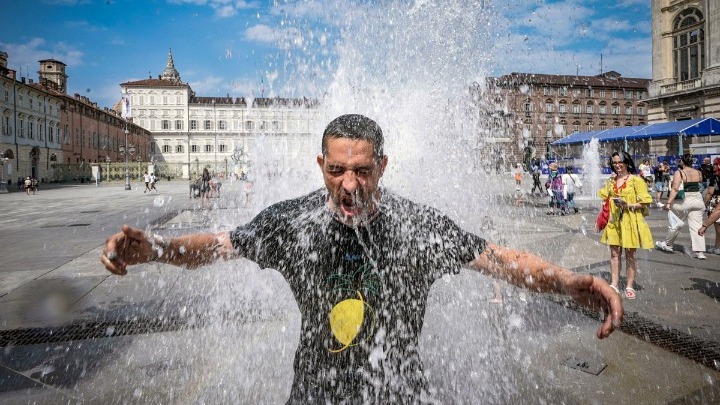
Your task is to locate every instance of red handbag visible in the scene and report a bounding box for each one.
[596,197,610,231]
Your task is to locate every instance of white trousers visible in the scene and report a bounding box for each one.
[665,191,706,252]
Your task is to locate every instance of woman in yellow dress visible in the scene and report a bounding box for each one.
[596,151,653,299]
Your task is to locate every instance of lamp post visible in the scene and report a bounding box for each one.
[119,126,135,190]
[0,153,8,194]
[105,156,111,182]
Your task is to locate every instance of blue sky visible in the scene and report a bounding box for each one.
[0,0,651,109]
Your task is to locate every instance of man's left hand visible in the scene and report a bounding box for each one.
[561,273,624,339]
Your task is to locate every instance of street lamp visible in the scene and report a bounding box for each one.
[119,127,135,190]
[105,156,111,183]
[0,153,8,194]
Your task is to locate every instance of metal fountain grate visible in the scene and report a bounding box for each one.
[545,295,720,372]
[0,309,280,347]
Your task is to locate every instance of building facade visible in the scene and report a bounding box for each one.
[647,0,720,155]
[1,52,151,185]
[120,50,322,180]
[486,71,650,168]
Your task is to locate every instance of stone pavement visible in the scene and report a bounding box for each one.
[0,178,719,404]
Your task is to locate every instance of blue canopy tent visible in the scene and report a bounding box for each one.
[552,117,720,154]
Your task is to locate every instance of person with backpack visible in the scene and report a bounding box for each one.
[562,166,582,214]
[545,162,564,215]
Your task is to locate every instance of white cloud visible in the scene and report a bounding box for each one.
[167,0,257,17]
[0,38,84,72]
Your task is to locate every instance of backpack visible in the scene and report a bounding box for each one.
[550,173,563,192]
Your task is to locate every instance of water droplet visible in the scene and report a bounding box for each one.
[153,196,166,207]
[106,326,115,336]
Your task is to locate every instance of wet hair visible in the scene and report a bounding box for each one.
[609,151,636,174]
[679,153,694,167]
[321,114,384,160]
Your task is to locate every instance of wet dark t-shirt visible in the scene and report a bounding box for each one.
[230,188,487,404]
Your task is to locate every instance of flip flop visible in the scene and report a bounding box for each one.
[625,287,636,300]
[609,285,620,294]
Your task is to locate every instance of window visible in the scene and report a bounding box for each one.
[191,144,198,153]
[191,120,198,130]
[598,89,606,97]
[624,90,633,99]
[176,96,182,104]
[219,144,227,152]
[162,96,168,105]
[612,105,620,115]
[28,121,34,139]
[599,105,607,115]
[245,120,254,130]
[49,126,54,142]
[204,120,212,130]
[600,122,607,130]
[573,122,580,133]
[572,89,580,97]
[586,104,593,114]
[162,120,170,130]
[2,115,10,135]
[558,87,567,96]
[558,103,567,114]
[625,106,632,115]
[545,103,554,113]
[673,8,705,82]
[204,144,213,153]
[162,145,172,153]
[218,120,227,130]
[543,87,553,96]
[585,89,593,97]
[637,106,645,115]
[175,120,183,130]
[29,98,34,110]
[3,89,8,102]
[613,122,620,129]
[586,122,593,131]
[524,102,532,113]
[176,144,184,153]
[572,103,581,114]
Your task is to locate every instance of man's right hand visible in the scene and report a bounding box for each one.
[100,225,156,275]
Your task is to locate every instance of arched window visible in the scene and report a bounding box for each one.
[673,8,704,82]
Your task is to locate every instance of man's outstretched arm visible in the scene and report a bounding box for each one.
[100,225,237,275]
[467,242,623,339]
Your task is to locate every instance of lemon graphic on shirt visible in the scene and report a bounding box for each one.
[329,291,376,353]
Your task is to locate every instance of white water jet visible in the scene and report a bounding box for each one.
[581,138,603,200]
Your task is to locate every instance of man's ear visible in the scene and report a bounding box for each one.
[378,155,388,177]
[317,154,324,169]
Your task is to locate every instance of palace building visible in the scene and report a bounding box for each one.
[120,50,322,180]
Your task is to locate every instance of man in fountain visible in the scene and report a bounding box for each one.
[101,114,623,404]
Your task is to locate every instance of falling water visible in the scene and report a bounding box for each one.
[181,1,545,403]
[581,138,603,200]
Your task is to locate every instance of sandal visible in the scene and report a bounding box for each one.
[625,287,636,300]
[609,285,620,294]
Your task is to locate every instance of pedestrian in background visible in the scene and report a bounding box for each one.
[702,159,720,255]
[700,156,713,194]
[24,176,31,195]
[530,159,543,196]
[143,172,151,193]
[545,162,564,215]
[654,161,669,207]
[513,163,523,192]
[149,173,158,193]
[562,166,582,214]
[596,151,653,300]
[638,158,654,191]
[655,154,707,259]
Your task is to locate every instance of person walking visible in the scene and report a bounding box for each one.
[655,154,707,259]
[638,159,654,191]
[23,176,31,195]
[701,160,720,254]
[654,161,669,207]
[143,172,151,193]
[700,156,712,194]
[200,167,211,208]
[561,166,582,214]
[31,176,39,195]
[596,151,653,300]
[101,114,622,404]
[530,159,543,195]
[513,163,523,192]
[150,173,158,193]
[546,162,564,215]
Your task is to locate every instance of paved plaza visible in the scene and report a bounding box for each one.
[0,178,719,404]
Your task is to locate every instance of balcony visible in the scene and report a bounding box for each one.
[658,79,701,95]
